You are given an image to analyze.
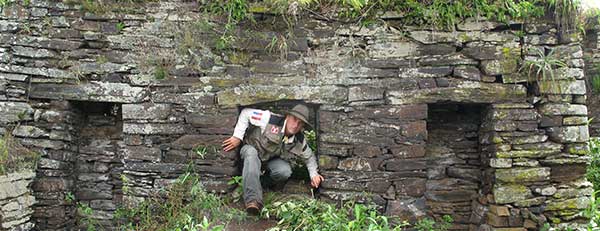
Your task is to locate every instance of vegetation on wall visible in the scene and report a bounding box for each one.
[0,129,40,175]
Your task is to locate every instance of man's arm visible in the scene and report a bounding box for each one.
[300,141,323,188]
[223,108,270,152]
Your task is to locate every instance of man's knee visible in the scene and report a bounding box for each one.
[268,159,292,182]
[240,145,259,159]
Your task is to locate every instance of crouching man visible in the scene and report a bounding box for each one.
[222,103,324,215]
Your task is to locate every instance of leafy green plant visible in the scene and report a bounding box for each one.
[264,198,408,231]
[65,192,101,231]
[116,22,126,32]
[588,138,600,193]
[520,47,568,93]
[227,176,243,203]
[153,66,167,80]
[414,215,454,231]
[592,75,600,95]
[303,129,317,151]
[193,145,208,159]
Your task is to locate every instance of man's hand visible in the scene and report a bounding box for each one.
[222,136,241,152]
[310,174,324,188]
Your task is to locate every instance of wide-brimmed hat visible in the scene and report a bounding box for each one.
[285,104,313,129]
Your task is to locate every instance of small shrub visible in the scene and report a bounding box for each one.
[414,215,453,231]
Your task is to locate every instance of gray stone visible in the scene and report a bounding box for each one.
[106,35,174,50]
[490,158,512,168]
[545,197,590,211]
[563,116,588,125]
[536,80,586,95]
[123,123,186,135]
[38,158,70,170]
[0,34,82,50]
[122,104,171,120]
[122,146,161,162]
[0,21,19,33]
[348,86,384,101]
[493,184,533,204]
[217,86,348,107]
[453,65,481,81]
[388,82,526,104]
[481,59,518,75]
[495,167,550,183]
[385,198,427,223]
[496,150,558,158]
[337,158,373,171]
[367,40,420,58]
[547,126,589,143]
[70,62,132,74]
[539,103,587,116]
[457,18,501,31]
[0,102,34,124]
[2,73,28,82]
[29,82,148,103]
[0,64,76,80]
[525,34,558,45]
[12,46,56,58]
[12,125,48,138]
[398,67,453,78]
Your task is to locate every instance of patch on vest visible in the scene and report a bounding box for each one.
[271,126,280,134]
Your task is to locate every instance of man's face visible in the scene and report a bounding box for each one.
[285,115,304,136]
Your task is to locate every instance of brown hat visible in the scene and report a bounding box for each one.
[285,104,312,129]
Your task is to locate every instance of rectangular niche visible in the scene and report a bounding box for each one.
[425,103,487,230]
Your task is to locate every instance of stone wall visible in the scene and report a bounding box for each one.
[584,20,600,137]
[0,0,594,230]
[0,171,36,231]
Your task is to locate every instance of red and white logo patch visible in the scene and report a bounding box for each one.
[271,127,280,134]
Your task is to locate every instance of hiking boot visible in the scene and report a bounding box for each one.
[245,200,262,216]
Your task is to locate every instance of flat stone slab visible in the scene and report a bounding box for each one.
[388,81,526,104]
[29,81,148,103]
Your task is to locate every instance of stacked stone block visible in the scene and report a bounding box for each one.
[0,171,36,231]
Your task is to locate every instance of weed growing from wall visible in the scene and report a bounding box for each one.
[0,129,40,175]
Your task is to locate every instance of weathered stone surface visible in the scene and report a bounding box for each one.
[348,86,384,101]
[395,178,426,197]
[388,81,526,104]
[454,65,481,81]
[217,86,347,107]
[11,125,47,138]
[398,67,453,78]
[545,197,590,211]
[536,80,586,95]
[458,18,501,31]
[122,146,161,162]
[481,59,518,75]
[123,123,186,135]
[30,82,148,103]
[539,103,587,116]
[367,40,420,58]
[321,171,395,193]
[496,150,558,158]
[122,104,171,120]
[0,34,82,50]
[318,155,338,170]
[490,158,512,168]
[337,158,373,171]
[12,46,57,58]
[547,126,589,143]
[495,167,550,183]
[493,184,533,204]
[563,116,588,126]
[0,102,34,124]
[385,159,426,171]
[385,198,427,223]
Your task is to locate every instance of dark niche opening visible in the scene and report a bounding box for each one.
[237,100,320,188]
[70,101,122,230]
[426,103,487,230]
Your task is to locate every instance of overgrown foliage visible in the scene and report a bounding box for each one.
[588,137,600,193]
[115,172,248,230]
[262,197,409,231]
[0,129,40,175]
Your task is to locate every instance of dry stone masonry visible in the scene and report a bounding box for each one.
[0,171,36,231]
[0,1,596,230]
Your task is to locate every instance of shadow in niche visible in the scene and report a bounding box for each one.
[236,100,320,195]
[70,101,122,230]
[425,103,488,230]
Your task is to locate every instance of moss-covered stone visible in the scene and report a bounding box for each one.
[388,81,526,105]
[545,197,590,211]
[216,85,348,107]
[495,167,550,183]
[496,150,557,158]
[493,184,533,204]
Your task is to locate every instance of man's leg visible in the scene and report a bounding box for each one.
[240,145,262,206]
[267,158,292,183]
